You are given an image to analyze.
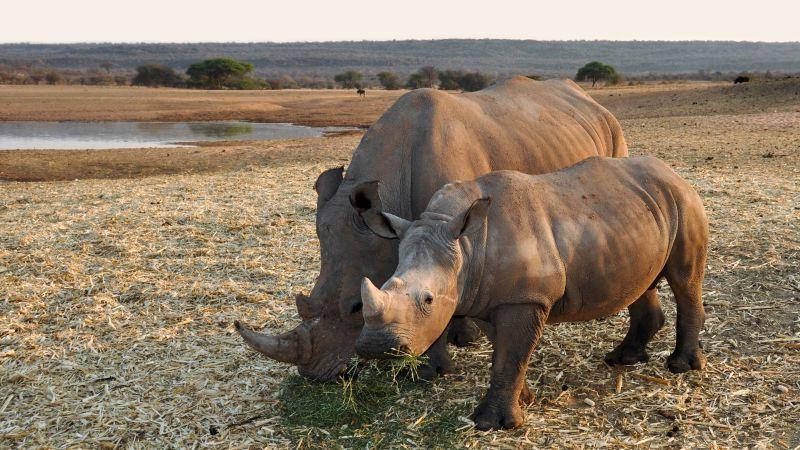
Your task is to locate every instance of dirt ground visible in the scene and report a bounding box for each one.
[0,81,798,448]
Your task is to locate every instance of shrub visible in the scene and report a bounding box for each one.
[29,72,44,85]
[377,71,402,90]
[45,70,62,85]
[407,66,438,89]
[132,64,183,87]
[227,76,271,90]
[186,58,253,89]
[436,69,492,91]
[438,69,465,90]
[87,72,113,85]
[458,71,493,91]
[334,70,363,89]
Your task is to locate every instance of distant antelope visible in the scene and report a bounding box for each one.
[357,88,366,99]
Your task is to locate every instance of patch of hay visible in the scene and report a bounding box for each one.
[1,99,798,447]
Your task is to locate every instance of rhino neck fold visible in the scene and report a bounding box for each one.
[454,225,487,317]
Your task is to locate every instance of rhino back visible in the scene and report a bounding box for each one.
[435,157,702,320]
[345,77,627,219]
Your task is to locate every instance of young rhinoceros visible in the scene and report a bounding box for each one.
[355,156,708,430]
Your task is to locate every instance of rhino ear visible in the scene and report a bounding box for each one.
[314,167,344,208]
[447,197,491,239]
[373,212,411,239]
[350,181,410,239]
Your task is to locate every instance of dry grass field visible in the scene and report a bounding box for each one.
[0,80,798,448]
[0,85,404,127]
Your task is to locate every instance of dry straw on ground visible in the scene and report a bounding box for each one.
[1,82,799,448]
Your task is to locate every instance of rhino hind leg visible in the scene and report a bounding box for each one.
[664,272,707,373]
[664,222,708,374]
[447,318,482,347]
[604,289,665,366]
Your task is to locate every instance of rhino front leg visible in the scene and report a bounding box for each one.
[417,318,482,380]
[472,303,548,430]
[417,328,455,380]
[447,318,482,347]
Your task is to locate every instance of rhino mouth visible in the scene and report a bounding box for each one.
[355,328,405,359]
[298,359,351,382]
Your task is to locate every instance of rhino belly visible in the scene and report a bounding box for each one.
[549,235,669,323]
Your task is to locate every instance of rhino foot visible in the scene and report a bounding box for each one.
[472,398,525,431]
[666,349,706,373]
[415,357,455,380]
[447,318,482,347]
[518,382,534,406]
[604,345,650,366]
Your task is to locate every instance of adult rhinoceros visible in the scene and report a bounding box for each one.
[235,76,629,381]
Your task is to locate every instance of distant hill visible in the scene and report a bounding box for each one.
[2,40,799,78]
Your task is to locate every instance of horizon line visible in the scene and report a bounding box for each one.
[3,38,800,45]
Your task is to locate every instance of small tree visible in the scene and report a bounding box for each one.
[436,69,492,91]
[186,58,254,89]
[45,70,62,85]
[438,69,465,90]
[458,71,493,92]
[575,61,619,87]
[100,61,113,74]
[132,64,183,87]
[377,71,402,90]
[407,66,438,89]
[29,72,45,85]
[334,70,363,89]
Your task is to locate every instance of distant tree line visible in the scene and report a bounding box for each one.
[4,41,800,77]
[1,59,795,90]
[334,66,494,91]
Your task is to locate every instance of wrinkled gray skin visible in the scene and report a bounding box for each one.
[357,156,708,430]
[236,76,628,382]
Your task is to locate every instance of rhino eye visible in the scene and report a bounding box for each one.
[351,302,363,313]
[423,293,434,305]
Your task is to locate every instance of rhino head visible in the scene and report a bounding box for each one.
[236,168,402,381]
[355,198,491,359]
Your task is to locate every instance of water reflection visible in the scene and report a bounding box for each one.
[0,121,354,150]
[187,122,254,138]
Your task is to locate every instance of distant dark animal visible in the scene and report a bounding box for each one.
[357,88,366,98]
[734,76,750,84]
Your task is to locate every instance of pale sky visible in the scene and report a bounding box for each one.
[2,0,799,43]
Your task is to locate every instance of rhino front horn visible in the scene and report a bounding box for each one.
[360,277,387,323]
[234,321,310,365]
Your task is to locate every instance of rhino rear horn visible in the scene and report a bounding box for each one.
[295,292,323,320]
